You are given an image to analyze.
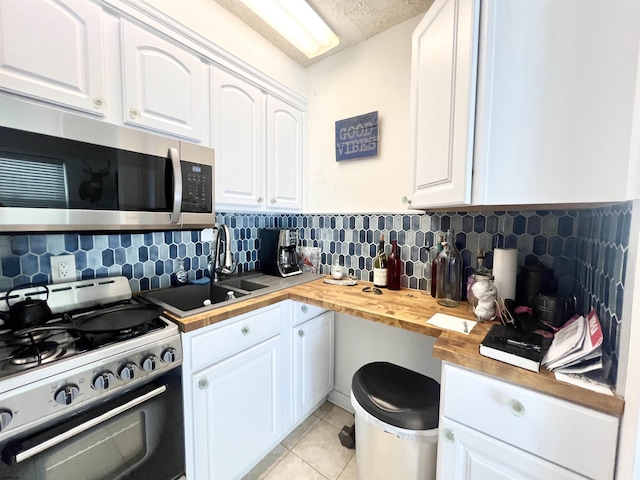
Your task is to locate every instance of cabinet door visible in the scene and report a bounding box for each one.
[409,0,480,208]
[266,95,303,211]
[211,66,266,209]
[0,0,107,116]
[293,311,334,421]
[121,20,206,142]
[192,336,282,480]
[437,418,587,480]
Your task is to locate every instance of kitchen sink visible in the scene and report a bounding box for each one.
[140,284,247,312]
[216,278,268,292]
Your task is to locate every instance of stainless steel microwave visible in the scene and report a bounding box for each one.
[0,109,214,232]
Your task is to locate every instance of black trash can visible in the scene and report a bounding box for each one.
[351,362,440,480]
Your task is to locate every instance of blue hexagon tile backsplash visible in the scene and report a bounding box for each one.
[0,203,632,383]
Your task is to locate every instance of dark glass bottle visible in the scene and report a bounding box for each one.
[430,235,444,297]
[387,239,402,290]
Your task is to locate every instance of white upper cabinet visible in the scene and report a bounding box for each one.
[212,65,304,213]
[211,66,266,209]
[409,0,478,208]
[410,0,640,208]
[0,0,107,116]
[121,19,208,142]
[266,95,303,211]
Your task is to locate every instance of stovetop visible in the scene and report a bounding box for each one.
[0,303,168,381]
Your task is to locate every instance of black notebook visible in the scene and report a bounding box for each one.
[479,324,552,372]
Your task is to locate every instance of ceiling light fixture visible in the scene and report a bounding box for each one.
[241,0,339,59]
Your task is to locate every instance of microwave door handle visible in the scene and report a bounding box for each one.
[169,147,182,224]
[12,385,167,464]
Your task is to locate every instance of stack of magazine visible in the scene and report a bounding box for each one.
[541,308,611,395]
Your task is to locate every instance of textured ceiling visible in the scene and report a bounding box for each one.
[212,0,434,67]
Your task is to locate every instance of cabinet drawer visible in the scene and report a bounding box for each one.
[190,305,281,370]
[442,364,618,480]
[292,302,327,326]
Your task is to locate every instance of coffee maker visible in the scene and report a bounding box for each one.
[259,228,302,277]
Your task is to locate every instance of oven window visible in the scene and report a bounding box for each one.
[44,411,146,480]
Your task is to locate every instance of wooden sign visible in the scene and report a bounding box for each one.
[335,111,379,161]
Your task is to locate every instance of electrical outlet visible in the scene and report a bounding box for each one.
[51,255,77,283]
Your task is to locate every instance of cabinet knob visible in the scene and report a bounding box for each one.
[198,378,209,390]
[128,107,141,119]
[241,325,250,336]
[92,97,106,109]
[443,428,455,443]
[298,330,305,337]
[270,198,276,204]
[509,399,525,417]
[402,196,412,205]
[301,305,308,313]
[257,197,264,203]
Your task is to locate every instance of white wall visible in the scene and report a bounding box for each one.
[141,0,306,96]
[328,313,441,412]
[304,15,422,214]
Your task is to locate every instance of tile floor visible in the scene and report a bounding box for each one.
[243,402,357,480]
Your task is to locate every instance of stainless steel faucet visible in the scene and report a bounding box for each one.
[211,224,235,282]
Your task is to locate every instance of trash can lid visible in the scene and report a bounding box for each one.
[351,362,440,431]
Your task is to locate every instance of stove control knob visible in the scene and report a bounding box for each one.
[118,363,138,381]
[141,355,158,372]
[55,384,79,405]
[161,347,177,363]
[91,371,115,390]
[0,410,13,431]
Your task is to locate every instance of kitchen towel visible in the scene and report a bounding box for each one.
[493,248,518,301]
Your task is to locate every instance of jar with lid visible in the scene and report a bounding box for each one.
[469,272,497,321]
[435,230,463,307]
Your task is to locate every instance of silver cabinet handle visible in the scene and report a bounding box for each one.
[270,198,276,204]
[301,305,308,313]
[128,107,141,119]
[298,330,305,337]
[198,378,209,390]
[92,97,105,109]
[443,428,455,443]
[402,196,412,205]
[257,197,264,203]
[241,326,250,336]
[510,399,525,417]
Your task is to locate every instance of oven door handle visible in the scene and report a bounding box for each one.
[13,385,167,464]
[168,147,182,224]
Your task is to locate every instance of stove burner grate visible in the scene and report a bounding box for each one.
[10,341,65,366]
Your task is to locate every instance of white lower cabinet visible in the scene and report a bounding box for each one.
[183,300,334,480]
[437,363,619,480]
[438,418,586,480]
[192,335,282,480]
[292,309,335,422]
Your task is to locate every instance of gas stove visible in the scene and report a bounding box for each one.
[0,277,182,444]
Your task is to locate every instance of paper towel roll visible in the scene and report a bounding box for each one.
[493,248,518,301]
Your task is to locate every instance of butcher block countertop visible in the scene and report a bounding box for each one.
[162,277,624,417]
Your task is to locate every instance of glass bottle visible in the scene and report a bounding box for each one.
[435,230,463,307]
[430,235,444,297]
[373,234,387,288]
[387,239,402,290]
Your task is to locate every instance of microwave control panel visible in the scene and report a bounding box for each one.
[181,161,212,213]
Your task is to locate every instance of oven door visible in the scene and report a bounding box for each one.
[0,369,184,480]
